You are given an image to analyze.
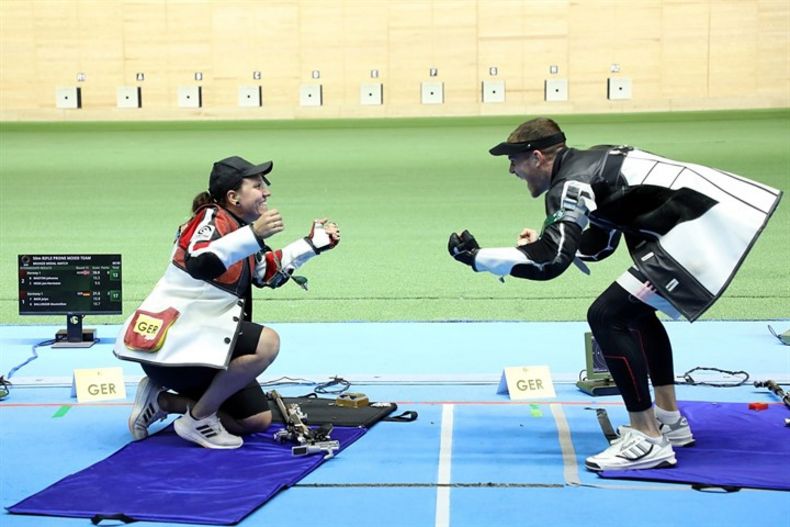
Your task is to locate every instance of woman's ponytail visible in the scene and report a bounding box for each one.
[191,191,213,213]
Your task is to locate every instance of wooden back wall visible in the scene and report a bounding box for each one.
[1,0,788,121]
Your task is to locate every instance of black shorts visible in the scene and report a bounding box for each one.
[142,321,270,420]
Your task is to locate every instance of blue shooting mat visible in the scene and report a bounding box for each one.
[7,424,366,525]
[599,401,790,491]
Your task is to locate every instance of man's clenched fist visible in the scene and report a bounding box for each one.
[448,230,479,269]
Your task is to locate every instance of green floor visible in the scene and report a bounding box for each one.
[1,109,788,324]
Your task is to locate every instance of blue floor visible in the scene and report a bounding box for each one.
[2,321,789,527]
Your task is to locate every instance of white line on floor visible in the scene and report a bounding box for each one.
[550,402,582,486]
[435,403,454,527]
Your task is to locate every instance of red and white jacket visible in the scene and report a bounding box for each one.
[114,205,317,369]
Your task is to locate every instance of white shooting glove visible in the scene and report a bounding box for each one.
[304,220,339,254]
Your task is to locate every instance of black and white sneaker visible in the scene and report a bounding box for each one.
[128,377,167,440]
[585,429,676,471]
[174,409,243,449]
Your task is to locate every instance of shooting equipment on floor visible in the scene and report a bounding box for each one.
[753,380,790,409]
[270,390,339,459]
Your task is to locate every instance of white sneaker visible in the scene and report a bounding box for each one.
[657,414,695,447]
[609,425,634,445]
[612,418,695,448]
[128,377,167,440]
[586,428,677,471]
[174,409,243,449]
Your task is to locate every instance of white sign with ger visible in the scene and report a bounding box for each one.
[70,367,127,403]
[496,365,556,400]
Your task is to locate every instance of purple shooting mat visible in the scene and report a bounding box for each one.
[8,423,367,525]
[599,401,790,491]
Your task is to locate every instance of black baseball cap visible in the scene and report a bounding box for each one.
[489,132,566,156]
[209,156,273,200]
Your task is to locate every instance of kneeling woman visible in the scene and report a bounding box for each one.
[115,156,340,449]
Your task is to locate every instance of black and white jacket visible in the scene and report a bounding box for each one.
[474,146,782,321]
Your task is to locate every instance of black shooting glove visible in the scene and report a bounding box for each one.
[448,230,479,269]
